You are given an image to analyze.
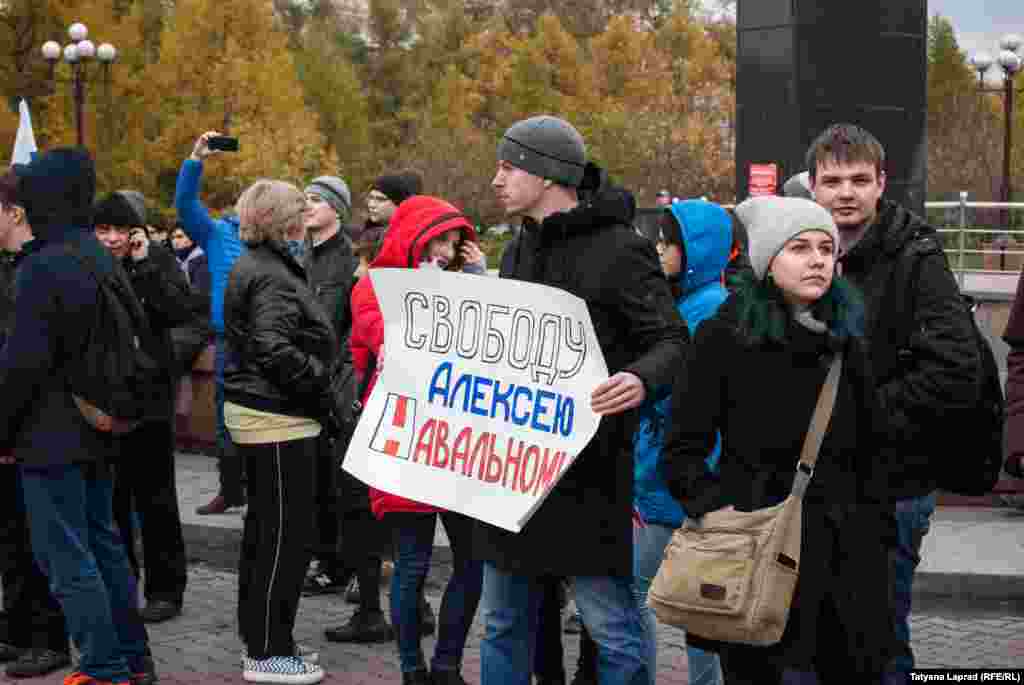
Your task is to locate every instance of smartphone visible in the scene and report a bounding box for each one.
[207,136,239,152]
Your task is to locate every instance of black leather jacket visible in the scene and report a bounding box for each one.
[223,241,339,423]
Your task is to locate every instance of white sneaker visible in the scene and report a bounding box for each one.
[242,655,324,684]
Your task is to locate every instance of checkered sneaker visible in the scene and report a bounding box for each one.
[242,656,324,684]
[241,646,319,667]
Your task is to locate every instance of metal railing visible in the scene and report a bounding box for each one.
[637,199,1024,295]
[927,197,1024,293]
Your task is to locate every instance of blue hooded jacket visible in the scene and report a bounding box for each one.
[633,200,732,527]
[174,159,243,336]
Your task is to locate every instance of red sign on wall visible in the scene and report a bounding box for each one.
[749,163,779,197]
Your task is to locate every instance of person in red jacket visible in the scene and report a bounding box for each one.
[349,195,482,685]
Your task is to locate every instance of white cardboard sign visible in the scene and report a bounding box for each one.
[342,269,609,532]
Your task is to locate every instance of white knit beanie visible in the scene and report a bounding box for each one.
[734,196,839,281]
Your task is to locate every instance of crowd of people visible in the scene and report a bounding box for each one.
[0,113,1007,685]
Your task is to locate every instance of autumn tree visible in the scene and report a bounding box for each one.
[294,13,373,192]
[137,0,336,209]
[926,14,1002,201]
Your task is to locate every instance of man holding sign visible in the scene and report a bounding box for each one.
[479,116,687,685]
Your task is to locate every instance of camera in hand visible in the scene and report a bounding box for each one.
[207,136,239,152]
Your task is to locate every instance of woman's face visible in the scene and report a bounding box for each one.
[171,229,193,251]
[769,230,835,306]
[367,190,397,225]
[656,239,683,278]
[421,230,461,268]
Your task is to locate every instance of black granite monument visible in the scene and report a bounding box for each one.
[735,0,927,213]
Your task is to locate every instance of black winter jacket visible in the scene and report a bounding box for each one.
[123,243,204,417]
[662,302,894,673]
[223,241,339,424]
[0,250,18,348]
[308,230,357,348]
[472,163,688,577]
[839,199,980,499]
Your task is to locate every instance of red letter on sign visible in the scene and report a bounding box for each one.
[433,420,450,469]
[412,419,435,464]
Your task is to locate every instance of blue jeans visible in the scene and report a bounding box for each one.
[634,523,721,685]
[19,462,149,682]
[888,492,936,678]
[390,512,482,674]
[481,563,649,685]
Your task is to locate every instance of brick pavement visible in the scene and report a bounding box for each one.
[3,565,1022,684]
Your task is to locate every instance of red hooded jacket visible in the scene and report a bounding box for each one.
[349,195,477,518]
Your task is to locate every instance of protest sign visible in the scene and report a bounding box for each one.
[343,269,609,532]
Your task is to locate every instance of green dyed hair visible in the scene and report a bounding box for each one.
[727,269,865,347]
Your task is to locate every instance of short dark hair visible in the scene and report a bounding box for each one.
[0,168,21,209]
[806,123,885,182]
[657,210,683,248]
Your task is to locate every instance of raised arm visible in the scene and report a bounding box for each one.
[173,132,225,252]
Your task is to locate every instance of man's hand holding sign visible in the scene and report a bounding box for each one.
[343,268,609,532]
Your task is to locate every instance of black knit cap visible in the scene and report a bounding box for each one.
[497,115,587,187]
[372,171,423,206]
[93,190,147,228]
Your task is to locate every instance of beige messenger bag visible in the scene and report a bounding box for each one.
[648,354,842,647]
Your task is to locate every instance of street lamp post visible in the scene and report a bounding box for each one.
[970,35,1022,226]
[40,23,117,148]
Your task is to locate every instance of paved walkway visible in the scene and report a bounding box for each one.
[176,452,1024,599]
[1,565,1021,684]
[1,452,1022,683]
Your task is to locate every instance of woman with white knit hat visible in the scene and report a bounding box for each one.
[662,196,896,684]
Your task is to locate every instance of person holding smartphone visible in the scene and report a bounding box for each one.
[175,132,248,517]
[94,191,204,627]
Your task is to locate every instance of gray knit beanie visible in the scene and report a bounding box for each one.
[782,171,813,200]
[497,115,587,187]
[734,196,839,281]
[306,176,352,220]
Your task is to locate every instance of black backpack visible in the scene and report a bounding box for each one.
[64,244,171,433]
[891,232,1003,496]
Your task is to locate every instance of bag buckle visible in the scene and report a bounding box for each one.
[792,462,814,497]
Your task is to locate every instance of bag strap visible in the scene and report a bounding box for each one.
[791,353,843,498]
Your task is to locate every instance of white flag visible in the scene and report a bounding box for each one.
[11,99,38,165]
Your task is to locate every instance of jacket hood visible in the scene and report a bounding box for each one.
[370,195,477,270]
[667,200,732,294]
[537,162,636,237]
[13,147,96,237]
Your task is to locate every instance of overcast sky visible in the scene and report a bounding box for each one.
[929,0,1024,59]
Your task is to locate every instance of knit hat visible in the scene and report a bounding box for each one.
[93,190,147,227]
[782,171,813,200]
[305,176,352,220]
[734,196,838,281]
[497,115,587,187]
[372,171,423,206]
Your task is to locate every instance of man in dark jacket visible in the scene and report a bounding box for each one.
[0,171,71,679]
[94,190,203,624]
[477,115,687,685]
[807,123,981,681]
[0,148,157,685]
[300,175,360,597]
